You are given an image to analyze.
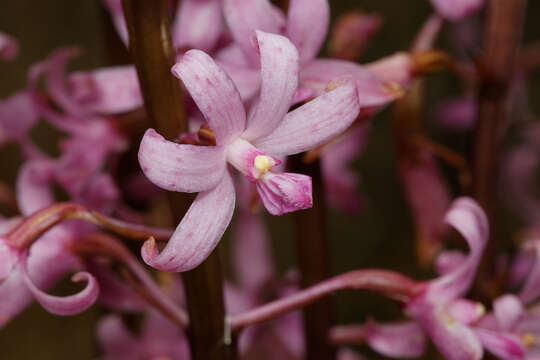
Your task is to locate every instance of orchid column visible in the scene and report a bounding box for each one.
[121,1,230,359]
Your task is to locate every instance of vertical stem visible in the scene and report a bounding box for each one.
[121,1,231,359]
[472,0,526,299]
[289,155,335,360]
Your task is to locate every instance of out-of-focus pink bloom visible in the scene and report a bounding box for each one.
[102,0,129,46]
[510,239,540,305]
[0,32,19,61]
[328,11,382,61]
[405,197,489,360]
[221,0,402,106]
[138,31,360,272]
[330,319,427,358]
[430,0,485,21]
[321,124,369,213]
[398,150,452,265]
[433,94,477,132]
[97,310,190,360]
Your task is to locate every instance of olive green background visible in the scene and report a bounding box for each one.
[1,0,540,359]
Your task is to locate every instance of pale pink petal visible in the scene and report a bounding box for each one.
[172,0,223,52]
[138,128,227,193]
[19,252,99,315]
[0,32,19,61]
[172,50,246,145]
[215,44,250,68]
[475,328,526,360]
[436,251,467,275]
[448,299,486,325]
[433,95,477,132]
[222,0,286,65]
[102,0,129,46]
[0,241,18,281]
[274,310,305,358]
[16,160,56,216]
[217,61,261,100]
[430,0,485,21]
[428,197,488,301]
[365,320,427,358]
[365,52,414,88]
[68,66,142,114]
[301,59,402,108]
[97,315,140,360]
[141,310,190,359]
[233,210,275,291]
[329,11,383,61]
[253,81,359,157]
[141,171,235,272]
[414,307,484,360]
[286,0,329,63]
[243,31,299,141]
[493,295,524,332]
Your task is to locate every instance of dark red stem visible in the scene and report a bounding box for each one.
[230,270,421,331]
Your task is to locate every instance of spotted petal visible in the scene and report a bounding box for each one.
[172,0,223,52]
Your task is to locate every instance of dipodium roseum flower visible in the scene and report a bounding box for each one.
[138,31,360,272]
[405,197,489,360]
[430,0,485,21]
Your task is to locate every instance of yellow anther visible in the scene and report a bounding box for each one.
[522,333,536,348]
[254,155,274,173]
[476,303,486,318]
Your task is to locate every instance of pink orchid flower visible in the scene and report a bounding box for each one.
[138,31,360,272]
[220,0,402,105]
[0,31,19,61]
[430,0,485,21]
[97,310,190,360]
[405,197,489,360]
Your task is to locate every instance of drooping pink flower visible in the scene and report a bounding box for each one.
[430,0,485,21]
[138,31,360,272]
[405,197,489,360]
[0,31,19,61]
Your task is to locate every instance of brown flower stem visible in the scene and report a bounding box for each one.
[121,1,230,358]
[289,155,335,360]
[230,270,421,331]
[472,0,527,300]
[72,232,189,328]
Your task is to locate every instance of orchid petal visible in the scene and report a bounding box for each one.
[475,328,526,360]
[172,50,246,145]
[436,251,467,275]
[329,12,383,61]
[0,32,19,61]
[16,160,56,216]
[0,241,17,282]
[138,128,226,193]
[20,252,99,315]
[97,315,139,360]
[142,171,235,272]
[365,320,427,358]
[518,240,540,304]
[68,66,142,114]
[448,299,486,325]
[286,0,329,64]
[493,295,524,332]
[338,349,366,360]
[217,62,261,101]
[301,59,403,107]
[430,0,484,21]
[102,0,129,46]
[256,172,312,215]
[233,210,274,291]
[428,197,488,301]
[365,52,414,88]
[242,31,299,141]
[253,81,359,157]
[433,95,476,132]
[172,0,223,52]
[222,0,286,65]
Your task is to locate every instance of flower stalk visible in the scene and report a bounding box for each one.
[121,1,231,359]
